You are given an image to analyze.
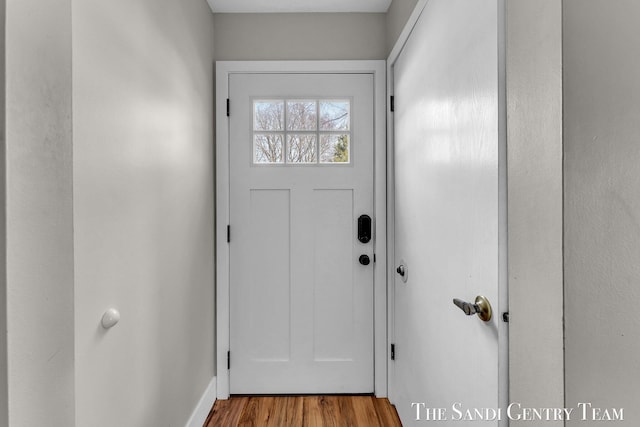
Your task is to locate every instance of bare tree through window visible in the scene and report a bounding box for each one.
[253,99,350,164]
[253,101,284,163]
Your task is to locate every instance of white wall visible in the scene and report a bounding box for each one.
[564,1,640,424]
[5,0,75,425]
[72,0,215,425]
[213,13,386,60]
[506,0,564,422]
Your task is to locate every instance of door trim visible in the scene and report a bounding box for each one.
[215,61,387,399]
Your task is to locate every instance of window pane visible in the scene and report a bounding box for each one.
[287,101,317,131]
[254,100,284,131]
[319,100,350,131]
[254,134,284,163]
[287,135,317,163]
[320,134,350,163]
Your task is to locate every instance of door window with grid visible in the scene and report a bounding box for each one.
[253,99,351,165]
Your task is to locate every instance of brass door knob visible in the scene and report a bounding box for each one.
[452,295,492,322]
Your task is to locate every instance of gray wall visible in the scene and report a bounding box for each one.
[2,0,215,425]
[214,13,386,60]
[564,1,640,424]
[506,0,564,422]
[385,0,418,54]
[72,0,215,425]
[5,0,75,425]
[0,0,7,423]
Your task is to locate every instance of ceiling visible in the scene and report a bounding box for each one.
[207,0,393,14]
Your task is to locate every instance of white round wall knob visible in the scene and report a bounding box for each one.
[101,308,121,329]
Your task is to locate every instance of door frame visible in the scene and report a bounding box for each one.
[215,61,387,399]
[385,0,509,416]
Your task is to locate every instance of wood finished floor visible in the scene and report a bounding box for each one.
[204,395,403,427]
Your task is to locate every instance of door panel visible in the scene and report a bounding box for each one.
[313,189,354,361]
[247,189,291,362]
[392,0,504,424]
[229,73,374,394]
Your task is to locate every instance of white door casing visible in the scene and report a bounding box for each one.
[388,0,508,425]
[216,61,387,398]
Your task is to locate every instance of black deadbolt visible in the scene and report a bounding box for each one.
[358,215,372,244]
[359,255,370,266]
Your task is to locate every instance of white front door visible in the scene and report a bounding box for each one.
[391,0,507,424]
[228,73,375,394]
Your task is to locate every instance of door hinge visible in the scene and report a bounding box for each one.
[390,95,395,112]
[227,351,231,369]
[390,343,396,361]
[373,254,376,263]
[227,225,231,243]
[502,312,510,323]
[226,98,230,117]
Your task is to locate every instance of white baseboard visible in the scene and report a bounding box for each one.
[185,376,217,427]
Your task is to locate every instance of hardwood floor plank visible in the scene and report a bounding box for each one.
[302,396,323,427]
[318,395,341,427]
[272,395,303,426]
[254,397,268,425]
[336,395,358,427]
[351,396,382,427]
[204,395,402,427]
[206,396,248,427]
[254,396,275,426]
[237,397,265,427]
[373,398,403,427]
[203,399,223,426]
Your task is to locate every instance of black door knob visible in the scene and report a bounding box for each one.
[359,255,370,266]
